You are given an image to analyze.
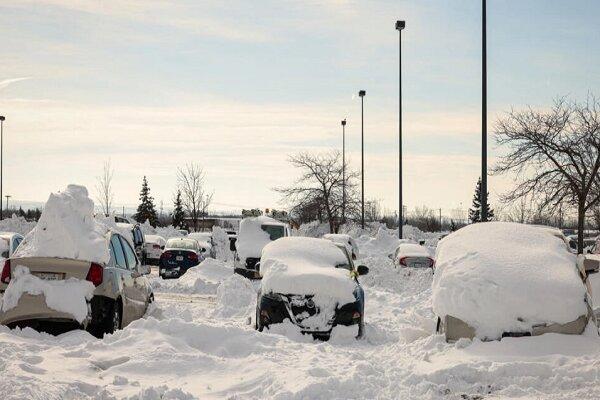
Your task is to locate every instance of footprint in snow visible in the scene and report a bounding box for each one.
[19,363,46,374]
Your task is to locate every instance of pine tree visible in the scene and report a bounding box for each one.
[172,190,185,229]
[469,178,494,223]
[134,176,158,227]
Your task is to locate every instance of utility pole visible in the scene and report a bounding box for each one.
[481,0,488,222]
[358,90,366,229]
[396,20,405,239]
[5,195,10,217]
[341,119,347,225]
[0,116,5,221]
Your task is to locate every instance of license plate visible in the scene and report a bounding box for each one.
[176,256,183,261]
[32,272,65,281]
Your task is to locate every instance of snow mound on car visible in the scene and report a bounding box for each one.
[432,222,587,340]
[236,216,282,260]
[13,185,110,264]
[260,237,356,304]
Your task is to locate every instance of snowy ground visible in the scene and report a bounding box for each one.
[2,244,600,399]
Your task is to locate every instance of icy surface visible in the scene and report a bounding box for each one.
[433,222,587,340]
[260,237,356,304]
[1,266,94,323]
[13,185,110,264]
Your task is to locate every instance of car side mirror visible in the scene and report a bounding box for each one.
[1,251,8,258]
[200,248,206,253]
[357,265,369,276]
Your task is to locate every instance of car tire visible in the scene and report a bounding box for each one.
[255,307,263,332]
[103,299,122,335]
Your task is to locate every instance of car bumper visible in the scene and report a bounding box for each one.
[0,293,91,327]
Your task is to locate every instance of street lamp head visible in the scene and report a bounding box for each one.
[395,20,405,31]
[341,119,346,126]
[0,116,5,121]
[358,90,366,97]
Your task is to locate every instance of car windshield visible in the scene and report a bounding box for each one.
[334,246,353,271]
[261,224,285,241]
[166,239,197,250]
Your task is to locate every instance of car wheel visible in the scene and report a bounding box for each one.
[255,307,263,332]
[104,299,122,335]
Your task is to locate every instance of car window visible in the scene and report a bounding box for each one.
[166,238,197,250]
[261,225,285,241]
[110,235,128,269]
[120,236,138,269]
[11,237,21,252]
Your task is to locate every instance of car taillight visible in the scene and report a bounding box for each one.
[153,244,161,250]
[1,259,10,284]
[399,257,408,267]
[352,311,361,321]
[429,258,435,268]
[162,251,172,259]
[187,252,198,261]
[86,262,103,286]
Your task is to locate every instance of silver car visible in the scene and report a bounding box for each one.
[0,231,153,337]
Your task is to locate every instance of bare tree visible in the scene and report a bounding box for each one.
[275,151,359,233]
[95,160,114,216]
[494,97,600,253]
[177,163,213,232]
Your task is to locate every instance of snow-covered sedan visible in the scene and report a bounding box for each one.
[433,222,598,342]
[159,238,204,279]
[323,233,359,259]
[392,243,434,269]
[144,234,166,265]
[255,237,369,339]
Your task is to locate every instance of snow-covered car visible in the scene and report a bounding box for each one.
[144,234,166,265]
[116,222,147,264]
[323,233,359,259]
[392,243,434,269]
[433,222,598,342]
[188,231,215,258]
[235,216,291,279]
[0,185,153,337]
[159,238,205,279]
[255,237,369,339]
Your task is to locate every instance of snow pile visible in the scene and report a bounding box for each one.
[14,185,110,264]
[323,233,359,258]
[260,237,356,304]
[211,226,233,262]
[294,220,331,238]
[1,266,94,323]
[212,274,256,318]
[144,234,165,246]
[0,215,37,236]
[432,222,587,340]
[138,221,184,240]
[236,216,281,260]
[151,258,233,294]
[357,226,403,257]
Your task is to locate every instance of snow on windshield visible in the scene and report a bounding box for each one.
[260,237,356,304]
[432,222,587,340]
[236,216,284,260]
[13,185,110,264]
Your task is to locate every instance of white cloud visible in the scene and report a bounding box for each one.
[0,77,31,91]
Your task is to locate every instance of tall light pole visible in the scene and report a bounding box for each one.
[396,20,405,238]
[0,116,4,221]
[341,119,347,225]
[5,195,10,216]
[358,90,366,229]
[481,0,488,222]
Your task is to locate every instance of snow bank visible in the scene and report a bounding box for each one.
[151,258,233,294]
[260,237,356,304]
[236,216,282,260]
[432,222,587,340]
[212,226,233,262]
[212,274,256,318]
[0,215,36,236]
[144,234,165,245]
[1,266,94,323]
[14,185,110,264]
[358,226,403,257]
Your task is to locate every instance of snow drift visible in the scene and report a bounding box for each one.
[13,185,110,264]
[432,222,587,340]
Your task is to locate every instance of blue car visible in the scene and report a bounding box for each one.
[254,237,369,340]
[159,238,205,279]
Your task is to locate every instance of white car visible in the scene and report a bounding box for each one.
[188,232,214,257]
[144,235,166,265]
[323,233,359,260]
[433,222,597,342]
[392,243,434,269]
[0,232,24,292]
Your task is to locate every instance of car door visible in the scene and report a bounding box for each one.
[110,234,138,326]
[120,235,149,320]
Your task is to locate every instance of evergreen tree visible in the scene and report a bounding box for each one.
[172,190,185,229]
[134,176,158,227]
[469,178,494,223]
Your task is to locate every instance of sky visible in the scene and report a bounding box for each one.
[0,0,599,217]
